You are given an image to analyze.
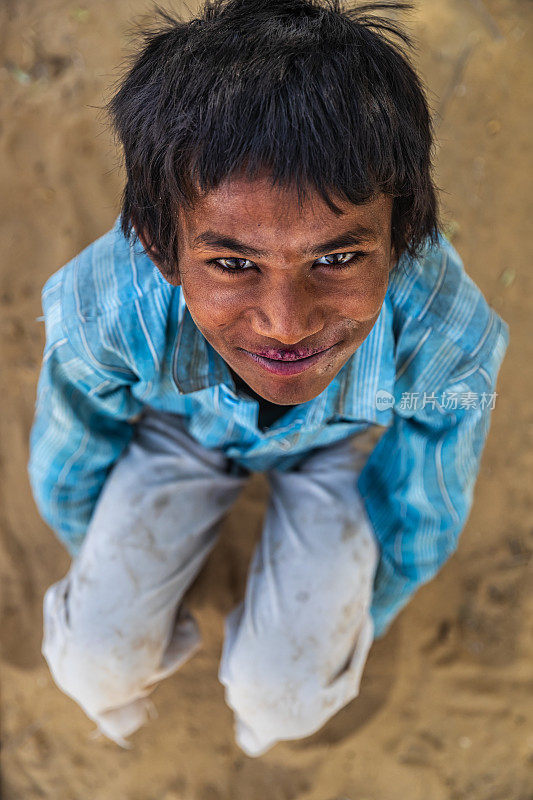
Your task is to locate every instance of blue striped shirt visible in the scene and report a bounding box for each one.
[28,218,509,638]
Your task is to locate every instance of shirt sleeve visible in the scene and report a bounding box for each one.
[28,272,143,557]
[358,313,509,639]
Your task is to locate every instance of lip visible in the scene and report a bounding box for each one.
[241,344,336,376]
[248,344,332,360]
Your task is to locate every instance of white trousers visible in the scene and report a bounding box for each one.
[42,406,379,757]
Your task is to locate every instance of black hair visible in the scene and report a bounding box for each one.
[108,0,439,280]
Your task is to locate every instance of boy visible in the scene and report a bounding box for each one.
[28,0,508,757]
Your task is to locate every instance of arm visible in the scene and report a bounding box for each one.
[28,273,143,557]
[358,315,509,639]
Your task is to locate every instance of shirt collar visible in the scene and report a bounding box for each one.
[173,288,396,426]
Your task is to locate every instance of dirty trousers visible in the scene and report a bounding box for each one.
[42,406,379,757]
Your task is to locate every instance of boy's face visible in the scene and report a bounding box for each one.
[160,175,394,405]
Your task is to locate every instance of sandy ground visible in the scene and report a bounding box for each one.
[0,1,532,798]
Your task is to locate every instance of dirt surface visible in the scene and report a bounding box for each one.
[1,1,532,798]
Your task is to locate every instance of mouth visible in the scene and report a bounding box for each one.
[240,343,337,376]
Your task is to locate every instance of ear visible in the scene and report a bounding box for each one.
[133,224,181,287]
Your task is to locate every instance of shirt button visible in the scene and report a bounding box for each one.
[280,439,292,451]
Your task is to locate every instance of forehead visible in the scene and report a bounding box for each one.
[180,174,392,247]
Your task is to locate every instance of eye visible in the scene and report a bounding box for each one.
[211,257,255,274]
[314,251,361,267]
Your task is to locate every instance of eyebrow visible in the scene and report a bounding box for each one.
[308,228,377,256]
[192,226,378,259]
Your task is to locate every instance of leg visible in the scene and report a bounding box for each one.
[218,432,379,756]
[42,407,248,746]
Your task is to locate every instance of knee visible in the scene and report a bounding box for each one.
[43,631,139,719]
[42,582,149,716]
[219,603,374,754]
[220,631,325,748]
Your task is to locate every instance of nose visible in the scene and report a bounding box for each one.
[250,276,324,345]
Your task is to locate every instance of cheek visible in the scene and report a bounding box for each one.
[180,270,244,328]
[339,273,389,323]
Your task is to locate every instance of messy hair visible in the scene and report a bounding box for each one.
[108,0,439,280]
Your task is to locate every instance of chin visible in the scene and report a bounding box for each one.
[252,377,326,405]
